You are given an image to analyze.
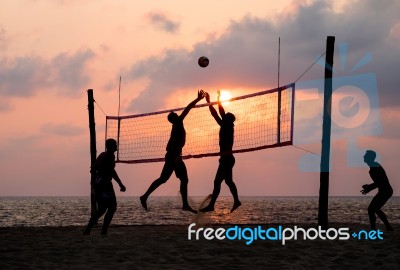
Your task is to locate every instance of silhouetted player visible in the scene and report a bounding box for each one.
[361,150,393,231]
[200,91,241,213]
[84,138,126,235]
[140,91,205,213]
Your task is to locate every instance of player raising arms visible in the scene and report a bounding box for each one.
[201,90,241,213]
[140,90,205,213]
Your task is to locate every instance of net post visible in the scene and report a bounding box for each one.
[318,36,335,229]
[290,83,296,143]
[87,89,97,217]
[116,76,122,162]
[277,87,282,145]
[277,37,281,145]
[105,116,108,150]
[117,117,121,162]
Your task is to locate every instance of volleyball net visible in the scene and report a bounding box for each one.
[106,83,295,163]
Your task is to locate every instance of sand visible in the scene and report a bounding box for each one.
[1,224,399,269]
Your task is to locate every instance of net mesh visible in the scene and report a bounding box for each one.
[106,83,295,163]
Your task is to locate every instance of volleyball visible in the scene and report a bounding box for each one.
[198,56,209,68]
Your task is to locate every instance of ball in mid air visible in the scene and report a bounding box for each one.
[198,56,209,68]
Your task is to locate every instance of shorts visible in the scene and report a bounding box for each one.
[161,152,188,180]
[219,154,235,169]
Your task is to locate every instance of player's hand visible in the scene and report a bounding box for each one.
[120,184,126,192]
[198,90,204,99]
[360,184,369,195]
[204,92,210,103]
[362,184,370,191]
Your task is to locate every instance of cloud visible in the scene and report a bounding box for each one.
[40,123,85,137]
[26,0,96,6]
[0,56,47,97]
[0,135,43,159]
[0,99,12,112]
[0,26,7,51]
[51,50,95,96]
[124,0,400,114]
[126,16,281,112]
[390,22,400,41]
[147,11,180,33]
[0,49,95,99]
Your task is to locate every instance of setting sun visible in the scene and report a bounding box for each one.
[219,90,232,104]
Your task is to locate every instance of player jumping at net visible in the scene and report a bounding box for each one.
[140,90,205,214]
[360,150,394,231]
[200,90,241,213]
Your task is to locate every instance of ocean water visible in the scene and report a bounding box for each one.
[0,196,399,227]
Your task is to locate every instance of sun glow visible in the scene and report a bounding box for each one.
[219,90,232,105]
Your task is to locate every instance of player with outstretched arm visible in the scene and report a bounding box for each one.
[140,90,205,213]
[200,90,241,213]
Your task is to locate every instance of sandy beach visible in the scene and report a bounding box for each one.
[1,224,399,269]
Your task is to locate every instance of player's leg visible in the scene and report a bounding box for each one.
[223,156,241,213]
[101,191,117,235]
[367,195,380,230]
[144,162,174,195]
[83,194,108,235]
[140,158,174,210]
[200,165,224,212]
[374,192,393,231]
[175,159,197,213]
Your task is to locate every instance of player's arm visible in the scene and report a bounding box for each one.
[112,170,126,192]
[360,183,377,195]
[367,182,378,191]
[179,90,204,120]
[217,90,226,117]
[205,92,222,125]
[369,183,378,190]
[90,153,104,175]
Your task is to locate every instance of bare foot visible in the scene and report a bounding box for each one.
[140,196,148,211]
[230,201,241,213]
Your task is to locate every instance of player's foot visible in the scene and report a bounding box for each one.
[200,205,214,212]
[182,206,198,214]
[386,225,394,231]
[83,229,90,235]
[101,226,109,235]
[140,195,148,211]
[230,201,241,213]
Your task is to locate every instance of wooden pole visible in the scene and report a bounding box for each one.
[87,89,97,217]
[318,36,335,229]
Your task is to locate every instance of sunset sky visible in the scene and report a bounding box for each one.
[1,0,399,197]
